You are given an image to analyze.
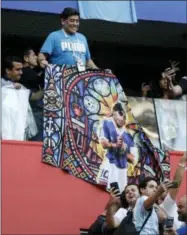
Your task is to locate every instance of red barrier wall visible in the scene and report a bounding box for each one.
[2,140,186,235]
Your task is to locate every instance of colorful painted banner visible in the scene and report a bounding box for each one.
[42,65,170,192]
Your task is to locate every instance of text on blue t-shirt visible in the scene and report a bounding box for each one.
[40,30,91,66]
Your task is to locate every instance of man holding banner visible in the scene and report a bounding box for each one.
[38,7,98,71]
[41,6,170,192]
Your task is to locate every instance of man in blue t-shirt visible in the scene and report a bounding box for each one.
[38,7,98,69]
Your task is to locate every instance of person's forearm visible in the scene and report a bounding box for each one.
[86,59,99,69]
[169,157,186,200]
[105,212,116,229]
[104,201,118,229]
[168,81,182,97]
[144,192,160,210]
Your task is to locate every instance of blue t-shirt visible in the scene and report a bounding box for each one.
[100,120,134,168]
[40,30,91,66]
[177,225,187,235]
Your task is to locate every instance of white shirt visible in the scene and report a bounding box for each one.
[160,194,184,230]
[113,208,127,227]
[1,78,14,87]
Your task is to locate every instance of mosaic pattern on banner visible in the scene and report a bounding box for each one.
[42,65,65,167]
[42,65,170,190]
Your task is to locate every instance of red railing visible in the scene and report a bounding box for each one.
[2,140,186,235]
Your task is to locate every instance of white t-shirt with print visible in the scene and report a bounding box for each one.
[133,196,159,235]
[160,194,184,230]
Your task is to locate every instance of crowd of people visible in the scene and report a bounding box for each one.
[1,7,98,141]
[2,50,44,141]
[1,6,187,142]
[141,61,187,101]
[1,6,187,235]
[88,152,187,235]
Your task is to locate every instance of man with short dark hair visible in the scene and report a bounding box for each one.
[2,56,38,140]
[89,184,140,235]
[134,177,173,235]
[20,48,44,89]
[20,48,44,141]
[105,184,140,230]
[38,7,98,70]
[1,56,23,88]
[2,55,44,102]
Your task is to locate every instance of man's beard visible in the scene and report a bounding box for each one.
[178,213,187,222]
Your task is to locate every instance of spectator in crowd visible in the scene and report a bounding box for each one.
[20,48,44,89]
[1,56,23,88]
[89,152,187,235]
[160,60,187,99]
[159,152,187,230]
[89,184,140,235]
[176,195,187,235]
[163,195,187,235]
[38,7,98,70]
[159,61,187,100]
[141,61,180,99]
[88,187,120,235]
[2,55,44,102]
[133,177,173,235]
[1,56,38,140]
[20,48,44,141]
[141,74,174,99]
[105,184,140,229]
